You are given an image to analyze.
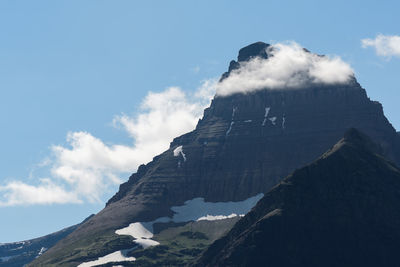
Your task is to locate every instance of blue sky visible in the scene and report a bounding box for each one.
[0,0,399,242]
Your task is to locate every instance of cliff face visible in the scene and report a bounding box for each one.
[108,80,399,206]
[196,129,400,267]
[31,42,400,266]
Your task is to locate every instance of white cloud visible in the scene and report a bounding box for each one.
[362,34,400,58]
[0,179,81,206]
[216,42,354,96]
[0,84,215,206]
[113,86,211,162]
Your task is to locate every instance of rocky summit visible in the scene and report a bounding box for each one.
[196,129,400,267]
[30,42,400,266]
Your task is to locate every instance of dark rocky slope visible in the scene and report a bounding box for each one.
[31,42,400,266]
[196,129,400,267]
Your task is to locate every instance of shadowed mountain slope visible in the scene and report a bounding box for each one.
[196,129,400,267]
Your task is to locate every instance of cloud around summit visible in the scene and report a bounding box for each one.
[216,42,354,96]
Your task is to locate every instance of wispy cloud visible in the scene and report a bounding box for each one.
[0,84,215,206]
[362,34,400,58]
[216,42,354,96]
[0,179,81,206]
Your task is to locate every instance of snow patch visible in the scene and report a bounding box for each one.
[173,146,182,157]
[244,120,252,123]
[226,107,238,136]
[119,193,263,231]
[36,247,47,258]
[116,222,153,238]
[264,107,270,117]
[135,238,160,248]
[197,213,244,221]
[38,247,47,255]
[173,146,186,162]
[269,117,277,125]
[282,114,286,129]
[169,193,263,222]
[262,118,267,126]
[115,222,160,249]
[262,107,271,126]
[226,121,234,135]
[231,107,237,118]
[77,249,136,267]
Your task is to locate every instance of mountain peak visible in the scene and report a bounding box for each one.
[344,127,383,151]
[322,128,384,159]
[344,127,377,143]
[237,41,270,62]
[220,41,270,81]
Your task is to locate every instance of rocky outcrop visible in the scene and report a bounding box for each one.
[31,42,400,266]
[195,129,400,267]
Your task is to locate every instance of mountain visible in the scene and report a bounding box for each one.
[196,129,400,267]
[30,42,400,266]
[0,215,93,267]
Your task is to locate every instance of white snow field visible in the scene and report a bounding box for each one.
[77,249,136,267]
[197,213,243,221]
[115,222,160,249]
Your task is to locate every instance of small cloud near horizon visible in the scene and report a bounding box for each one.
[362,34,400,59]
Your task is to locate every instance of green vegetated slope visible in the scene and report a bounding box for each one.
[128,217,240,266]
[55,217,240,267]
